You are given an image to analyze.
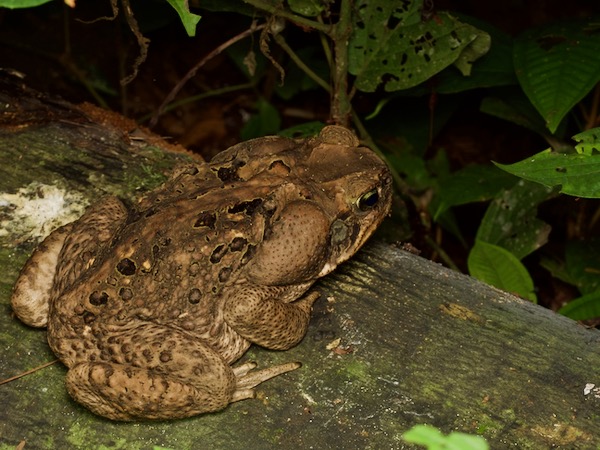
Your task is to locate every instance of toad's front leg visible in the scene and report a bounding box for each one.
[223,290,320,350]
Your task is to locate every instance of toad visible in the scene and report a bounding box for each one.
[11,125,392,420]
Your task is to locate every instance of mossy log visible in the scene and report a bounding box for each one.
[1,73,599,449]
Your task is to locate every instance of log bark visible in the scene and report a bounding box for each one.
[1,73,599,449]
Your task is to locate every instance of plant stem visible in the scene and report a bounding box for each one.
[330,0,353,126]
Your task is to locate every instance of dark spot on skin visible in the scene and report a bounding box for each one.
[121,343,132,353]
[193,211,217,229]
[218,267,232,283]
[82,311,96,324]
[160,351,172,363]
[143,349,153,362]
[210,244,228,264]
[216,166,242,182]
[89,291,109,306]
[228,198,263,215]
[144,208,158,218]
[241,244,256,265]
[116,258,136,276]
[188,288,202,304]
[119,287,133,301]
[229,237,247,252]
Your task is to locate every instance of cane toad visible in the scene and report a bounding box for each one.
[11,125,392,421]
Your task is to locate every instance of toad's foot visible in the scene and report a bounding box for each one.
[231,361,301,402]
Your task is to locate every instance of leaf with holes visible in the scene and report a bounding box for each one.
[348,0,490,92]
[495,149,600,198]
[513,19,600,133]
[468,240,537,302]
[574,127,600,155]
[476,180,553,260]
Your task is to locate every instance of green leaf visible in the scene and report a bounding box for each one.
[0,0,50,7]
[513,18,600,133]
[468,240,537,302]
[287,0,326,17]
[165,0,201,37]
[495,149,600,198]
[565,240,600,295]
[278,121,324,138]
[573,127,600,155]
[432,15,516,93]
[559,291,600,321]
[403,425,489,450]
[480,91,550,137]
[476,180,553,260]
[348,1,490,92]
[240,98,281,140]
[433,164,516,219]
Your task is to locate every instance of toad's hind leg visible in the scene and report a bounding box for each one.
[64,325,299,421]
[11,223,73,327]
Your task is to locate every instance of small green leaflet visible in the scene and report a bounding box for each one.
[165,0,201,37]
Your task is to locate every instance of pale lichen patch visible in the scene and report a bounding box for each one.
[0,182,87,243]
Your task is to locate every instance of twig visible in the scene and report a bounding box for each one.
[242,0,330,33]
[149,22,266,128]
[0,359,59,386]
[273,33,330,92]
[119,0,150,86]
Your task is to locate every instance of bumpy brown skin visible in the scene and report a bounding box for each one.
[11,126,393,421]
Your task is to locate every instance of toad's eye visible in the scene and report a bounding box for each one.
[356,188,380,211]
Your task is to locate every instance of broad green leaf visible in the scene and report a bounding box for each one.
[495,149,600,198]
[0,0,50,7]
[513,19,600,133]
[165,0,201,37]
[559,291,600,321]
[468,240,537,301]
[348,1,490,92]
[477,180,553,260]
[433,164,516,219]
[573,127,600,155]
